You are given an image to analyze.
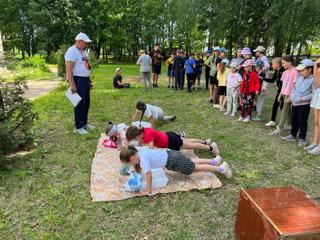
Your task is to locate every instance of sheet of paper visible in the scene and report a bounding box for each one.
[65,88,82,107]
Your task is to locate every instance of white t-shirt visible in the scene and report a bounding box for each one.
[227,72,242,88]
[143,104,163,120]
[137,54,151,73]
[138,148,168,173]
[64,45,91,77]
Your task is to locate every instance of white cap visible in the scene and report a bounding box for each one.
[230,62,240,69]
[222,58,230,65]
[213,46,220,51]
[253,46,266,52]
[75,32,92,43]
[296,59,314,70]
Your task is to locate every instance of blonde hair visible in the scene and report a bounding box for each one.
[115,67,121,73]
[272,57,282,66]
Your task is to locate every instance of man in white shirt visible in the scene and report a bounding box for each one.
[65,32,95,134]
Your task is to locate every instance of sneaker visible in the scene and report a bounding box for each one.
[171,116,176,121]
[281,134,296,142]
[308,146,320,155]
[213,104,220,108]
[242,117,251,123]
[179,131,186,138]
[211,156,222,166]
[210,142,220,156]
[298,139,306,148]
[205,139,212,145]
[304,143,318,151]
[155,84,159,88]
[219,161,232,179]
[168,85,170,88]
[220,108,226,112]
[209,99,213,103]
[237,116,244,122]
[171,85,174,88]
[252,115,262,122]
[269,127,282,136]
[230,113,236,117]
[224,111,231,116]
[265,121,277,127]
[74,128,89,135]
[84,124,95,130]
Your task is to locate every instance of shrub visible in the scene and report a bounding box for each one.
[56,44,69,77]
[0,75,37,155]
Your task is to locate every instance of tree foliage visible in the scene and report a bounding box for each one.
[0,0,319,60]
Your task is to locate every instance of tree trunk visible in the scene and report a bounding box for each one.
[274,34,284,57]
[0,31,4,63]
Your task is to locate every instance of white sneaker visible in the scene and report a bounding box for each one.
[220,108,226,112]
[237,116,244,122]
[230,113,236,117]
[308,146,320,155]
[84,124,95,130]
[283,124,291,131]
[213,104,220,108]
[210,142,220,156]
[242,117,251,123]
[304,143,318,151]
[74,128,89,135]
[224,111,231,116]
[265,121,277,127]
[219,161,232,179]
[269,127,282,136]
[211,156,222,166]
[205,139,212,145]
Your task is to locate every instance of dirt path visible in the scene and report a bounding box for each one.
[24,78,62,100]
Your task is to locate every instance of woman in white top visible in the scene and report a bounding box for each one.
[132,101,176,128]
[137,50,152,93]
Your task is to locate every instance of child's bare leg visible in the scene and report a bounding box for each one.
[315,110,320,144]
[191,157,221,165]
[223,96,227,108]
[209,84,213,100]
[183,138,206,144]
[181,141,209,150]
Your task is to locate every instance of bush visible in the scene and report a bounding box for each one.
[56,44,69,77]
[0,75,37,155]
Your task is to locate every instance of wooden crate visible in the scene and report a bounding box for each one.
[235,187,320,240]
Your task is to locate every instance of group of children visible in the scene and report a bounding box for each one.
[106,101,233,195]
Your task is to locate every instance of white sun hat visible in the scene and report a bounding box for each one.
[75,32,92,43]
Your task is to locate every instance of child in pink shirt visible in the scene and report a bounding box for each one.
[270,56,298,136]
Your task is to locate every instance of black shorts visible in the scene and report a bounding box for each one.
[186,73,196,81]
[209,75,218,86]
[219,86,227,96]
[152,65,161,74]
[166,150,195,175]
[166,132,183,150]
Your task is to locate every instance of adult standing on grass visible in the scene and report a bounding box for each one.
[173,50,186,90]
[65,32,95,135]
[150,43,163,88]
[137,50,152,93]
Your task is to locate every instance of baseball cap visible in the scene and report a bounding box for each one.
[206,49,212,54]
[75,32,92,43]
[213,46,220,51]
[253,46,266,52]
[241,47,251,55]
[220,47,229,53]
[242,59,255,68]
[295,59,314,70]
[230,62,240,69]
[222,59,230,65]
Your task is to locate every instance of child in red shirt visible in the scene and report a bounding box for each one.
[238,59,260,123]
[126,126,220,157]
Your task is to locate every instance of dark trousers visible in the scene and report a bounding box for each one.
[291,105,310,140]
[186,73,195,92]
[205,67,210,89]
[271,90,284,121]
[74,76,90,129]
[175,69,184,89]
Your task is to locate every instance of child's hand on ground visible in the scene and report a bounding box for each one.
[140,190,152,196]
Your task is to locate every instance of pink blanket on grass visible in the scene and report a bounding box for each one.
[90,134,222,202]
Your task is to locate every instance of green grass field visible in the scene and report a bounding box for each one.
[1,64,319,240]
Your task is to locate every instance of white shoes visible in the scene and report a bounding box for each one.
[308,146,320,155]
[224,111,231,116]
[74,128,89,135]
[230,113,236,117]
[237,116,244,122]
[210,142,220,156]
[205,139,212,145]
[211,156,222,166]
[265,121,277,127]
[213,104,220,109]
[242,117,251,123]
[219,162,232,179]
[304,143,318,151]
[269,127,282,136]
[84,124,95,130]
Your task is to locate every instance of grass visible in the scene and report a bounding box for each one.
[1,64,320,240]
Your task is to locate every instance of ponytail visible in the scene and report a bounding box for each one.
[136,101,146,127]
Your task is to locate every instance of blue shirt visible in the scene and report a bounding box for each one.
[291,74,314,106]
[185,58,196,74]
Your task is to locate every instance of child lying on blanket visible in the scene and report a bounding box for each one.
[120,146,232,195]
[125,126,219,156]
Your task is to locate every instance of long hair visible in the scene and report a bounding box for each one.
[136,101,146,127]
[119,146,141,172]
[220,62,226,74]
[126,126,144,142]
[282,55,295,66]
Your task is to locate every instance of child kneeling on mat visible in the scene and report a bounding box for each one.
[119,146,232,194]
